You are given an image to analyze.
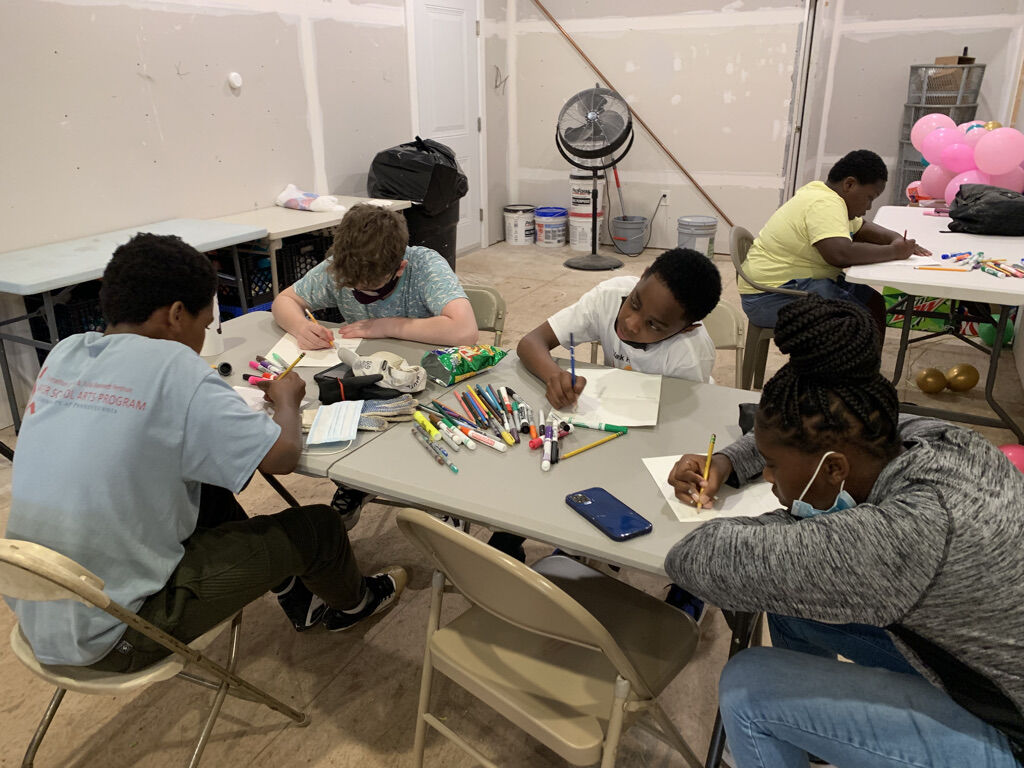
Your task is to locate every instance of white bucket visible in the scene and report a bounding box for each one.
[569,212,604,252]
[534,206,568,247]
[569,172,605,217]
[504,204,535,245]
[677,215,718,259]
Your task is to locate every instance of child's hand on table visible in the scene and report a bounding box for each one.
[295,323,335,350]
[337,318,389,339]
[256,372,306,408]
[544,370,587,409]
[668,453,732,508]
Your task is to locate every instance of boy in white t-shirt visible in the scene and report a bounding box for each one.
[519,247,721,409]
[489,249,722,581]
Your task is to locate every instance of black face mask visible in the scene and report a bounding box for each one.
[615,296,687,350]
[352,271,400,305]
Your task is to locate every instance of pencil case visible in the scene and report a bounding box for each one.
[313,362,403,404]
[420,345,508,387]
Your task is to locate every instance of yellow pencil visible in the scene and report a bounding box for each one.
[280,352,305,377]
[914,266,970,272]
[304,308,321,325]
[560,430,623,460]
[697,433,716,511]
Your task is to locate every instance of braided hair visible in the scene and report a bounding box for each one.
[757,295,900,460]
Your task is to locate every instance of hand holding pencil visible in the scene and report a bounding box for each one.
[667,446,732,509]
[294,308,335,350]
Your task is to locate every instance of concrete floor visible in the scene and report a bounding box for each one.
[0,240,1022,767]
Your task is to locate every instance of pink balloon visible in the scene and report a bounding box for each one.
[944,170,992,205]
[921,128,960,164]
[911,113,957,152]
[919,163,956,198]
[963,127,988,148]
[975,128,1024,176]
[958,120,986,133]
[999,444,1024,473]
[939,143,976,174]
[989,166,1024,193]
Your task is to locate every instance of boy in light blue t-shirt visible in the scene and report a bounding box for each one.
[272,203,478,522]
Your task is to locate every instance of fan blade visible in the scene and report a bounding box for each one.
[563,123,597,145]
[596,111,625,141]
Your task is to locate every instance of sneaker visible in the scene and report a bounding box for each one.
[666,584,705,624]
[437,514,467,533]
[273,577,327,632]
[323,566,407,632]
[331,485,370,531]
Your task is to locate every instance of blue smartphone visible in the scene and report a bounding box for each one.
[565,487,653,541]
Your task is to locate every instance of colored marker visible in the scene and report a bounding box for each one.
[566,416,629,433]
[249,360,275,374]
[454,391,482,428]
[271,352,289,368]
[458,425,507,452]
[414,410,442,441]
[412,428,445,469]
[550,414,560,465]
[542,417,553,472]
[980,265,1007,279]
[280,352,306,377]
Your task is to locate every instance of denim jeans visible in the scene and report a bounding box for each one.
[719,618,1020,768]
[741,277,881,329]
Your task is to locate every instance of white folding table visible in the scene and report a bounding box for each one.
[0,218,267,433]
[846,206,1024,441]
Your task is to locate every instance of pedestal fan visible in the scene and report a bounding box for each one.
[555,85,634,270]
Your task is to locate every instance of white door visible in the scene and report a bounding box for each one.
[412,0,482,252]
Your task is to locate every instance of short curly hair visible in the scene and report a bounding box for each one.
[100,233,217,325]
[827,149,888,185]
[645,248,722,323]
[326,204,409,289]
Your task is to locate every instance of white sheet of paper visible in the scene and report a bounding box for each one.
[643,454,781,522]
[565,367,662,427]
[266,333,361,367]
[233,386,271,413]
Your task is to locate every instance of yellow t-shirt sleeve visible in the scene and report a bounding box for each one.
[805,199,854,245]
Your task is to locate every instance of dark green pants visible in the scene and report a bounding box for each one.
[90,485,363,672]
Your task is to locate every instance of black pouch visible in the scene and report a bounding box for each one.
[313,362,402,404]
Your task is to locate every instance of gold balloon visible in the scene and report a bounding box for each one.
[915,368,948,394]
[984,121,1003,131]
[946,364,980,392]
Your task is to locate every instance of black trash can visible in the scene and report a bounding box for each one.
[368,136,468,271]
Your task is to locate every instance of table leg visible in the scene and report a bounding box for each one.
[891,294,916,386]
[0,336,20,434]
[704,611,759,768]
[42,293,59,344]
[269,238,282,296]
[231,246,248,313]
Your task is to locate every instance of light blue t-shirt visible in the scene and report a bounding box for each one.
[292,245,467,321]
[4,333,280,665]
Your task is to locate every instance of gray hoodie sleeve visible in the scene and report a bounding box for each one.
[717,432,765,485]
[664,488,949,625]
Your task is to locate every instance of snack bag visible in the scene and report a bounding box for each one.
[421,345,508,386]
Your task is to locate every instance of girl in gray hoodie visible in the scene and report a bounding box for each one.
[665,295,1024,768]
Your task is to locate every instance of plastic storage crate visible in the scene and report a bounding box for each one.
[26,281,106,364]
[907,64,985,106]
[276,232,343,323]
[211,244,273,313]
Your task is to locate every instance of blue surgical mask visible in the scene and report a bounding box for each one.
[790,450,856,519]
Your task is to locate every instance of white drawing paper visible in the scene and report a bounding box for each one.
[642,454,781,522]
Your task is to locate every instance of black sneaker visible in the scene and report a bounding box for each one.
[323,566,407,632]
[331,485,370,531]
[273,577,327,632]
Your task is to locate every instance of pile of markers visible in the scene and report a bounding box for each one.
[412,383,627,476]
[242,352,306,383]
[917,251,1024,279]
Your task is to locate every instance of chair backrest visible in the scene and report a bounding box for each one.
[729,225,808,298]
[396,509,652,696]
[462,283,506,345]
[0,539,109,608]
[702,302,745,351]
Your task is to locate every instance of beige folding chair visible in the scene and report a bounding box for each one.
[0,538,309,768]
[702,302,747,389]
[396,509,702,768]
[730,225,807,390]
[462,283,507,345]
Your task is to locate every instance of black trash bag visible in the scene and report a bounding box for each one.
[367,136,468,216]
[949,184,1024,236]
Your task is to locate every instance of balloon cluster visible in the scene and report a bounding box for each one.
[909,115,1024,205]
